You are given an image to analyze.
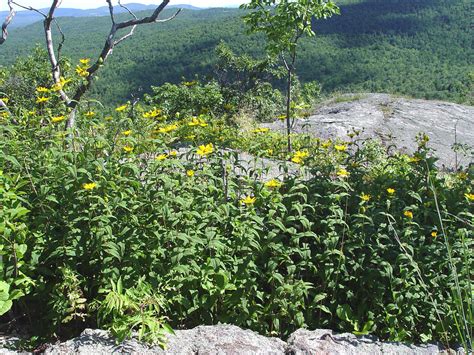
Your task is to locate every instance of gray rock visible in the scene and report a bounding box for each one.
[44,325,287,354]
[286,328,458,355]
[0,335,25,355]
[1,325,465,354]
[262,93,474,168]
[163,324,286,355]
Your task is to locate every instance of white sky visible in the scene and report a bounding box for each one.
[1,1,245,11]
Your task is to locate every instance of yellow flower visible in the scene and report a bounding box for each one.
[457,172,467,180]
[188,117,208,127]
[156,124,178,134]
[404,210,413,219]
[0,97,9,104]
[143,108,162,119]
[183,80,197,87]
[116,104,128,112]
[321,140,332,149]
[334,144,347,152]
[79,58,90,65]
[123,146,134,153]
[85,111,95,118]
[186,170,195,177]
[266,149,274,156]
[51,115,66,123]
[292,156,303,164]
[277,114,287,121]
[360,193,371,202]
[291,150,309,164]
[155,154,168,161]
[169,150,178,157]
[36,87,49,93]
[240,195,256,206]
[387,188,395,195]
[337,168,349,178]
[76,66,90,77]
[52,77,71,91]
[122,130,132,136]
[465,193,474,201]
[252,127,270,134]
[197,143,214,157]
[82,182,97,190]
[431,231,437,238]
[36,96,50,104]
[265,179,283,189]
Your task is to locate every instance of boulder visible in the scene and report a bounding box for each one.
[262,93,474,169]
[286,328,456,355]
[43,325,286,355]
[0,324,464,354]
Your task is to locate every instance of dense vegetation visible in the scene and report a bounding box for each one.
[0,0,472,106]
[0,0,472,352]
[0,48,473,351]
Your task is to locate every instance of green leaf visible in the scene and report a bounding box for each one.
[214,272,228,290]
[0,300,13,316]
[0,282,10,302]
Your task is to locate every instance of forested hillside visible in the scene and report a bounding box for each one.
[0,0,472,104]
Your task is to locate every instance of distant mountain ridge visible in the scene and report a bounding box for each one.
[0,3,201,28]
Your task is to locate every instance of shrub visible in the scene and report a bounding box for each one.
[0,85,471,351]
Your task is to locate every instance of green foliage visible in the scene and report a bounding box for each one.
[144,43,288,123]
[241,0,339,151]
[214,42,285,121]
[0,47,52,111]
[0,90,472,350]
[146,80,225,118]
[241,0,340,56]
[0,170,33,317]
[98,278,172,346]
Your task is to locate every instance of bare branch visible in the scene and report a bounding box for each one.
[116,0,172,29]
[114,6,181,53]
[154,9,181,23]
[1,1,15,44]
[114,25,137,46]
[10,1,47,17]
[118,0,138,20]
[44,0,71,104]
[0,99,10,112]
[106,0,115,25]
[46,0,62,19]
[69,0,180,111]
[53,18,66,61]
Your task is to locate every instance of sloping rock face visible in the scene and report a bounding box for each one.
[36,325,462,355]
[287,329,454,355]
[43,325,286,354]
[262,94,474,169]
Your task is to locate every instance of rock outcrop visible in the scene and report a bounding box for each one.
[0,324,457,354]
[263,93,474,169]
[286,329,454,355]
[44,325,286,355]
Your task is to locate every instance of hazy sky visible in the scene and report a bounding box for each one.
[1,1,245,11]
